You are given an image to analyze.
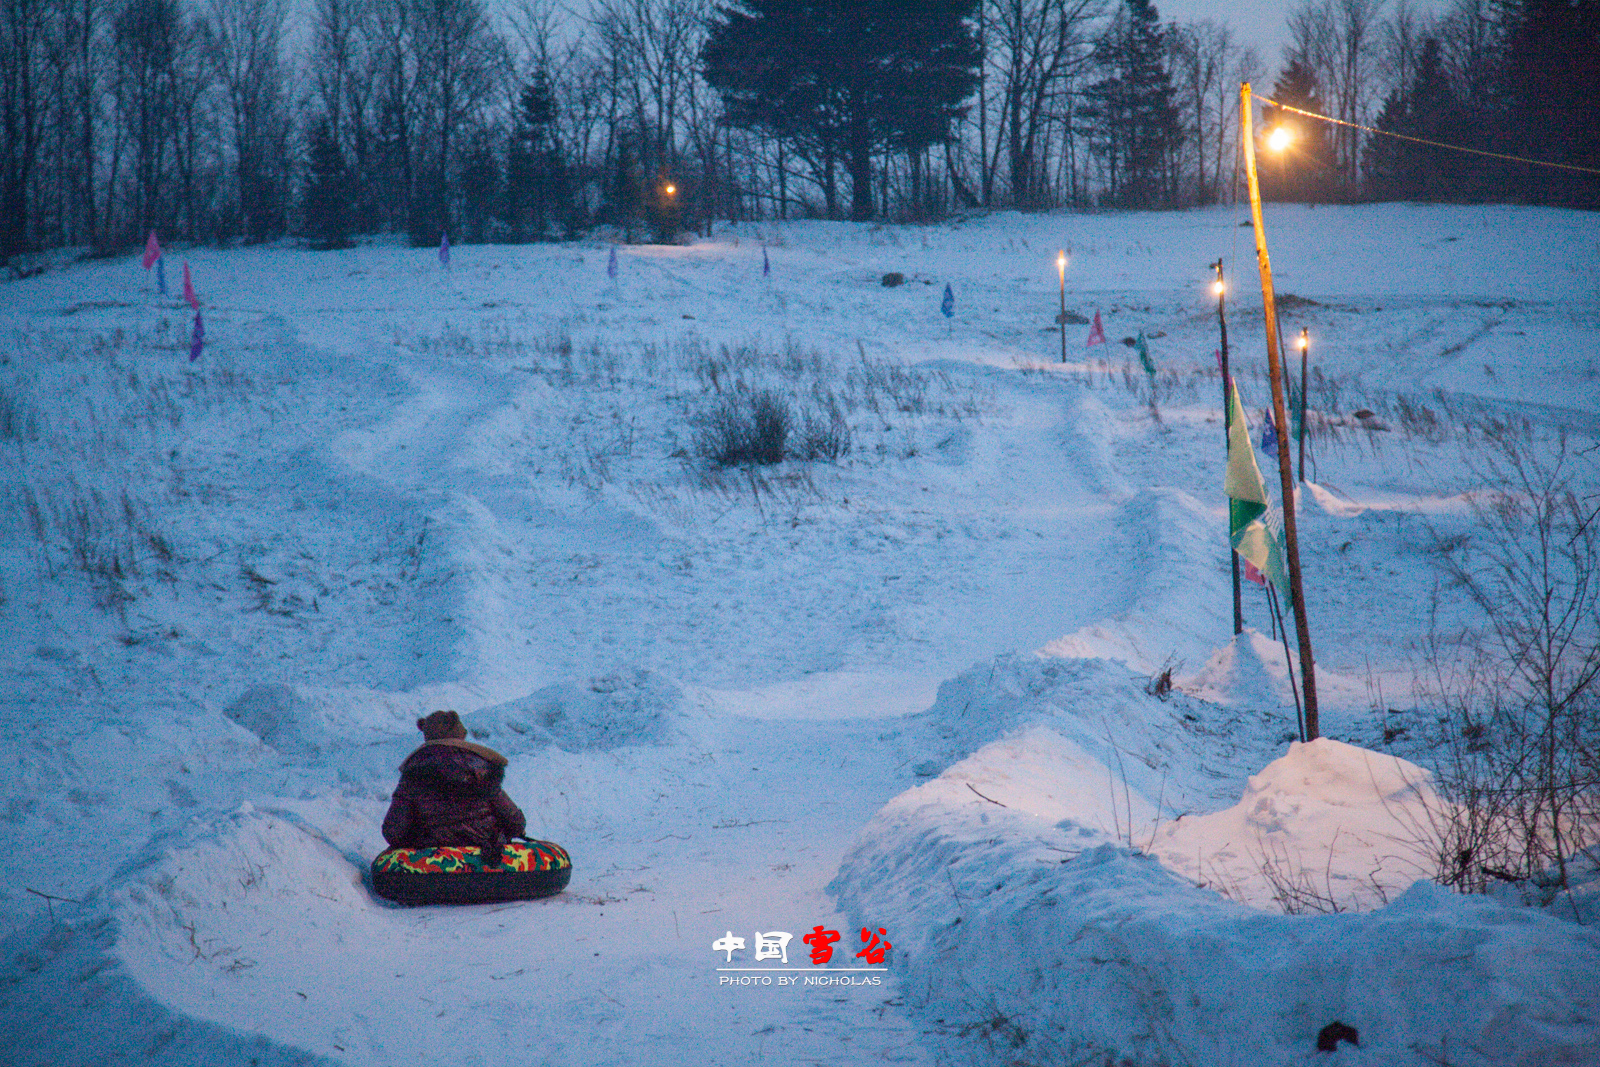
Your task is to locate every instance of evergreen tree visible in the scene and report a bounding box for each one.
[1498,0,1600,206]
[302,117,352,250]
[505,71,570,240]
[1264,58,1336,202]
[1365,38,1467,201]
[702,0,981,221]
[1082,0,1182,209]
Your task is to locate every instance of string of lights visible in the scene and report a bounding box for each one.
[1254,94,1600,177]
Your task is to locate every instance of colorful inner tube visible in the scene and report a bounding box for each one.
[371,839,572,905]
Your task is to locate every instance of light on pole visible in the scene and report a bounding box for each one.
[1056,250,1068,364]
[1296,327,1310,483]
[1242,81,1320,740]
[1213,260,1242,636]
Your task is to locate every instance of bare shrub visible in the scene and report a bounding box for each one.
[694,390,792,467]
[1423,434,1600,898]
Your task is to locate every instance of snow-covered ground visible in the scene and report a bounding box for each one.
[1,204,1597,1066]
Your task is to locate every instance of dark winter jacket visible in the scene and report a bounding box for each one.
[381,739,526,859]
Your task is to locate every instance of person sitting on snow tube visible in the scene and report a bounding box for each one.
[382,709,526,864]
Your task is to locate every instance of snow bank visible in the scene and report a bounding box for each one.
[833,731,1600,1066]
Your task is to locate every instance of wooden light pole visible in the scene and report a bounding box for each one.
[1241,81,1320,739]
[1213,259,1242,636]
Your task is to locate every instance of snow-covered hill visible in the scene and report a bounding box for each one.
[1,204,1597,1065]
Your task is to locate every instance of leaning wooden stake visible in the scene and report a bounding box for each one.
[1241,81,1320,740]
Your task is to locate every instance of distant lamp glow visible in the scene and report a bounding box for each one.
[665,183,677,196]
[1212,279,1226,297]
[1266,125,1293,152]
[1056,250,1066,274]
[1296,326,1309,351]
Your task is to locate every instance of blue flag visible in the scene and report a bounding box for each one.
[439,231,450,268]
[941,283,954,318]
[1261,412,1279,455]
[156,256,167,296]
[189,311,204,362]
[607,245,618,278]
[762,246,770,276]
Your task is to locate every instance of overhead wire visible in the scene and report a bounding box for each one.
[1253,93,1600,177]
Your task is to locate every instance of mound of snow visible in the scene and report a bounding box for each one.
[466,669,686,752]
[1151,738,1445,912]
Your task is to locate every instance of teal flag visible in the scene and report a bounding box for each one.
[1137,332,1155,380]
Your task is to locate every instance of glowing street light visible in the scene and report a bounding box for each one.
[664,183,677,196]
[1267,125,1294,153]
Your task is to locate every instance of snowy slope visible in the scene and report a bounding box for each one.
[1,204,1597,1065]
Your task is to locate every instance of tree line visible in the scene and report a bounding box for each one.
[0,0,1594,259]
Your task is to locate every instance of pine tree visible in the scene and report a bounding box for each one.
[1082,0,1181,208]
[1264,58,1336,202]
[505,72,570,240]
[1498,0,1600,206]
[1364,38,1466,201]
[302,117,352,250]
[702,0,980,221]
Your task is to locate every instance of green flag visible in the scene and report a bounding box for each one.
[1226,379,1289,592]
[1137,332,1155,380]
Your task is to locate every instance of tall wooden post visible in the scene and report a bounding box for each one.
[1241,82,1320,740]
[1214,259,1242,636]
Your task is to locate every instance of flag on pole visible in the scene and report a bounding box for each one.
[1261,412,1279,455]
[142,231,162,269]
[762,246,770,276]
[941,283,955,318]
[1136,332,1155,380]
[182,261,199,310]
[189,311,204,362]
[1086,310,1106,346]
[1226,378,1289,593]
[155,256,167,295]
[439,231,450,268]
[607,245,618,278]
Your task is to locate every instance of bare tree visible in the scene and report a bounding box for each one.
[1170,19,1238,205]
[1285,0,1385,189]
[984,0,1102,207]
[209,0,289,240]
[1,0,52,255]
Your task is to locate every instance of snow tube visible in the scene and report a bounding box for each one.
[371,839,572,905]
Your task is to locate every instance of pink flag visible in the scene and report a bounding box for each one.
[142,230,162,269]
[182,261,199,310]
[1086,310,1106,347]
[1241,556,1267,586]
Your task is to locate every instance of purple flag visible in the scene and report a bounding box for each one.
[607,245,618,278]
[439,231,450,268]
[1261,412,1279,455]
[762,247,770,276]
[189,311,204,362]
